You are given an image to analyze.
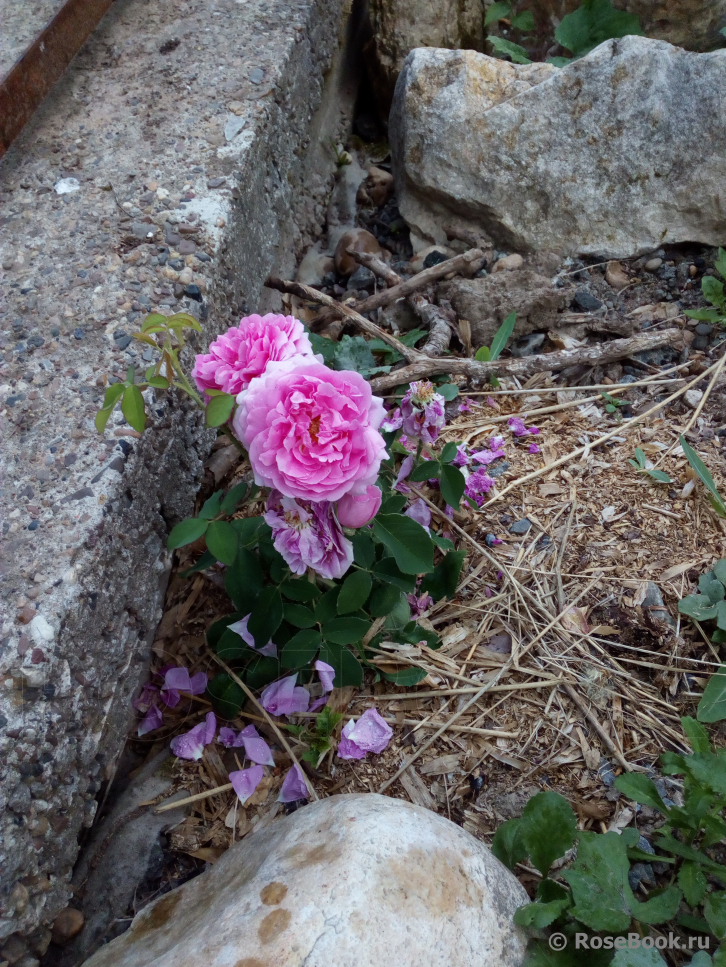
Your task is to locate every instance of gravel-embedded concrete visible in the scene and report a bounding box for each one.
[0,0,348,947]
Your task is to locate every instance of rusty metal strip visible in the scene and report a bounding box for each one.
[0,0,116,159]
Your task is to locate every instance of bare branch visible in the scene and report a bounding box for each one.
[408,292,453,357]
[347,249,401,287]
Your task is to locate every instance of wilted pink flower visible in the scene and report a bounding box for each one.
[381,407,403,432]
[394,453,414,494]
[407,592,434,616]
[234,358,387,503]
[337,485,382,528]
[218,726,237,748]
[458,399,472,413]
[192,314,313,397]
[227,614,278,658]
[452,444,470,468]
[260,674,310,717]
[484,586,494,598]
[315,659,336,693]
[338,708,393,759]
[161,666,208,708]
[404,498,431,533]
[133,681,159,713]
[138,704,163,736]
[490,435,504,449]
[218,724,274,765]
[400,380,446,444]
[265,492,353,580]
[278,763,310,802]
[528,442,541,454]
[486,396,497,408]
[309,696,328,712]
[508,417,539,438]
[465,469,495,506]
[170,711,217,761]
[230,765,264,805]
[470,447,506,466]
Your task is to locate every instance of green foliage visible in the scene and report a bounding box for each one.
[680,436,726,518]
[333,335,389,377]
[496,718,726,961]
[628,448,672,483]
[475,311,518,360]
[287,705,343,765]
[676,560,726,720]
[554,0,643,61]
[686,249,726,329]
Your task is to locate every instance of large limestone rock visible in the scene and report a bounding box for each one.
[390,39,726,258]
[82,794,528,967]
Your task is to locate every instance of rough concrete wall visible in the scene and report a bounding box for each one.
[0,0,346,945]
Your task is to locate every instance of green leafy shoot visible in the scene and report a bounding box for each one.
[680,435,726,518]
[686,249,726,327]
[475,312,517,362]
[287,706,343,766]
[628,447,672,484]
[554,0,643,61]
[488,36,532,63]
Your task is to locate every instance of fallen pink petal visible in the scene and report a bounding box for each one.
[138,703,163,736]
[218,726,237,748]
[528,442,541,454]
[230,765,264,805]
[239,724,275,766]
[228,615,278,657]
[337,708,393,759]
[260,674,310,716]
[404,498,431,533]
[394,453,414,493]
[309,696,328,712]
[133,682,158,712]
[170,711,217,761]
[277,763,309,802]
[314,659,336,693]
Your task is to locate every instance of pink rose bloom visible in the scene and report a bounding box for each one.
[233,358,387,502]
[338,708,393,760]
[191,313,313,397]
[260,673,310,717]
[265,492,353,580]
[337,485,382,528]
[470,447,506,466]
[400,380,446,444]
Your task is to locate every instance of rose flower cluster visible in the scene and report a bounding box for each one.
[192,313,386,579]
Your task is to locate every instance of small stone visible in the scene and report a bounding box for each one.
[178,268,193,285]
[114,334,132,350]
[53,177,80,194]
[573,290,603,312]
[178,240,196,255]
[207,177,226,188]
[689,264,698,277]
[28,520,40,531]
[695,323,713,336]
[492,253,524,272]
[487,460,509,478]
[422,249,450,269]
[224,115,247,142]
[51,907,84,946]
[334,229,383,276]
[347,266,376,290]
[644,257,663,272]
[510,332,545,357]
[605,260,629,290]
[1,935,28,963]
[74,328,84,340]
[691,335,709,350]
[184,284,202,302]
[510,518,532,534]
[249,67,264,84]
[685,388,704,409]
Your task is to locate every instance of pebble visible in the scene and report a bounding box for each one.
[51,907,84,946]
[224,115,247,142]
[685,388,704,409]
[695,323,713,336]
[488,460,509,478]
[605,260,629,290]
[510,518,531,534]
[692,335,709,351]
[347,266,376,291]
[249,67,264,84]
[184,284,202,302]
[644,257,663,272]
[207,177,226,188]
[573,289,603,312]
[178,240,196,255]
[492,253,524,273]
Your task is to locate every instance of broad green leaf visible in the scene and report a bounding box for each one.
[679,862,708,907]
[698,666,726,723]
[410,460,441,482]
[280,578,321,602]
[142,312,168,332]
[475,345,491,362]
[523,940,590,966]
[681,435,726,517]
[684,307,723,323]
[689,953,715,967]
[199,491,222,520]
[513,899,569,929]
[322,616,371,645]
[440,441,459,463]
[679,595,718,622]
[247,586,283,649]
[510,9,535,30]
[206,611,245,649]
[715,559,726,586]
[351,531,376,568]
[488,35,531,63]
[314,587,340,624]
[484,0,510,25]
[563,831,633,932]
[703,275,726,311]
[368,584,407,617]
[224,547,263,613]
[702,813,726,848]
[167,311,202,332]
[205,392,235,427]
[244,654,281,690]
[656,832,726,882]
[206,673,244,719]
[519,791,577,876]
[431,533,455,550]
[372,557,417,592]
[214,627,251,662]
[167,517,209,549]
[95,407,114,433]
[309,331,335,365]
[630,885,682,925]
[220,482,248,515]
[647,469,672,483]
[121,384,146,432]
[538,879,571,904]
[705,892,726,940]
[682,715,711,753]
[611,951,668,967]
[338,570,372,614]
[333,335,387,377]
[180,549,216,576]
[318,641,363,687]
[383,591,412,629]
[715,247,726,281]
[491,818,527,869]
[685,753,726,796]
[489,311,517,361]
[146,375,169,389]
[283,603,318,628]
[555,0,643,58]
[439,464,466,510]
[231,516,270,547]
[372,514,435,575]
[281,629,322,669]
[715,943,726,967]
[205,520,239,565]
[700,572,725,603]
[438,382,459,401]
[633,447,647,468]
[101,382,126,410]
[381,493,407,514]
[614,773,669,813]
[420,550,466,602]
[399,620,440,650]
[381,666,427,686]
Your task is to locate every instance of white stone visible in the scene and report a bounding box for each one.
[391,40,726,257]
[29,615,55,646]
[224,114,247,142]
[53,178,80,195]
[81,794,528,967]
[685,389,704,409]
[493,254,524,272]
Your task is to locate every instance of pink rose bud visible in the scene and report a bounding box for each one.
[336,485,382,528]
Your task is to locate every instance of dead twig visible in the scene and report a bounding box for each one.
[348,249,401,287]
[408,292,453,357]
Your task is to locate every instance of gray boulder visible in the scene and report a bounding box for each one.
[390,39,726,257]
[81,794,528,967]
